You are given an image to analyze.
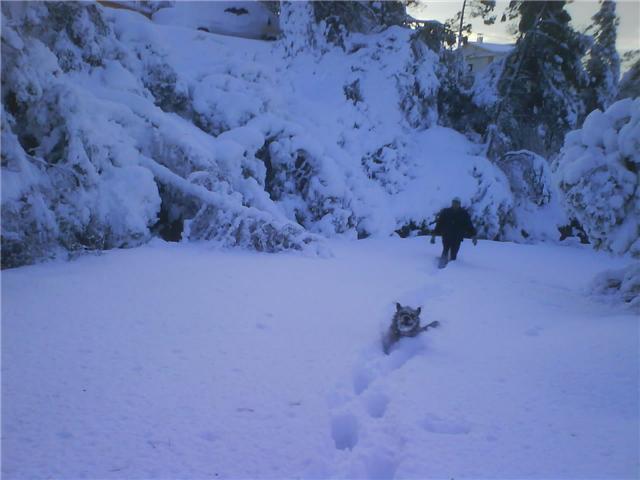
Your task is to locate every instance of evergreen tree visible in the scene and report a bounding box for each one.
[585,0,620,113]
[617,50,640,100]
[311,1,407,46]
[445,0,496,47]
[487,1,590,159]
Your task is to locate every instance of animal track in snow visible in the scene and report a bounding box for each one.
[363,391,390,419]
[352,364,376,395]
[364,448,399,479]
[387,337,426,370]
[330,412,359,450]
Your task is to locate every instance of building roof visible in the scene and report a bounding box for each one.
[463,41,514,54]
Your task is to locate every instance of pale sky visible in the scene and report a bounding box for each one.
[409,0,640,58]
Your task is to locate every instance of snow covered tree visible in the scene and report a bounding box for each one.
[445,0,496,47]
[617,51,640,100]
[310,1,407,47]
[1,2,324,268]
[585,0,620,113]
[487,1,590,159]
[279,1,317,55]
[555,98,640,257]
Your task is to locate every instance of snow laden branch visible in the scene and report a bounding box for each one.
[555,98,640,257]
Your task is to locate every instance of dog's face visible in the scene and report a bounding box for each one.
[393,302,422,334]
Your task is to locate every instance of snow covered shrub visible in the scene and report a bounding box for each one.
[361,140,412,194]
[312,1,406,47]
[496,151,552,207]
[397,25,441,129]
[264,134,358,236]
[126,1,174,16]
[555,98,640,257]
[467,165,513,240]
[191,69,268,136]
[185,205,316,252]
[1,2,321,267]
[33,2,116,72]
[495,150,567,241]
[1,4,161,267]
[140,50,190,115]
[279,1,317,56]
[590,264,640,311]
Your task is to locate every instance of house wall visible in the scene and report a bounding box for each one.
[460,43,511,75]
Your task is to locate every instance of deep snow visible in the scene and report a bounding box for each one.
[2,238,638,479]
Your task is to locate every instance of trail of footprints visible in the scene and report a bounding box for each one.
[328,338,472,479]
[326,342,416,479]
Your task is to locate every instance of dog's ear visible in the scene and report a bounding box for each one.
[395,302,402,312]
[416,307,422,315]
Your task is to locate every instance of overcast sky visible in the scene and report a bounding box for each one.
[409,0,639,57]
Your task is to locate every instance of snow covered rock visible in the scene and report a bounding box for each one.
[555,98,640,257]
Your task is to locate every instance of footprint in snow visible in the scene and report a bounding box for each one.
[330,412,359,451]
[352,363,377,395]
[363,447,399,480]
[363,390,390,419]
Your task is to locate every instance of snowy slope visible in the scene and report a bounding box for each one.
[1,2,566,268]
[2,239,637,478]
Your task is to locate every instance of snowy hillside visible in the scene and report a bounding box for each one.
[2,238,638,478]
[1,1,567,268]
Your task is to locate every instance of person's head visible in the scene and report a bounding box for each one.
[451,197,462,209]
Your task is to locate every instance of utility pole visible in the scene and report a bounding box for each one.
[457,0,467,48]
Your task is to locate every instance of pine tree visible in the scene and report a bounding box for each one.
[311,1,407,47]
[585,0,620,113]
[445,0,496,47]
[486,1,590,159]
[617,50,640,100]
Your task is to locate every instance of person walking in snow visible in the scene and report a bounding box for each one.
[430,197,477,267]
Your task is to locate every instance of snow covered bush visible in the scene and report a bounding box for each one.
[496,150,567,242]
[1,3,161,267]
[0,2,319,267]
[555,98,640,257]
[466,164,512,240]
[590,263,640,311]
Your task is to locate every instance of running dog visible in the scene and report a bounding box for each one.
[382,302,439,354]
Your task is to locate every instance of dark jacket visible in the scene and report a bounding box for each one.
[434,207,476,242]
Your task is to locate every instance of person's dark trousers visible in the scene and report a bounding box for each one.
[441,236,462,261]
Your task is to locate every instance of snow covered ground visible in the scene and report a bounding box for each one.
[2,238,638,479]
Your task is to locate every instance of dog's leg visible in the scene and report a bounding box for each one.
[420,320,440,332]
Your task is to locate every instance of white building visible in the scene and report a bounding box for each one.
[460,35,514,75]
